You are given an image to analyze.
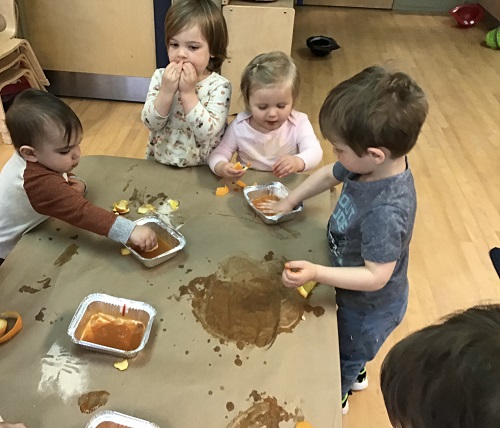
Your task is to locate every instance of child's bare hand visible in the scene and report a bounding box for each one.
[160,62,182,95]
[214,161,246,179]
[68,177,86,195]
[282,261,317,288]
[257,197,295,215]
[128,225,157,251]
[179,62,198,94]
[273,155,305,178]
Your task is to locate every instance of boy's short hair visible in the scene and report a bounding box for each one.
[5,89,82,151]
[164,0,228,73]
[240,51,300,111]
[319,66,428,158]
[381,304,500,427]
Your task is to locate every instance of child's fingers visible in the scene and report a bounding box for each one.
[286,261,303,273]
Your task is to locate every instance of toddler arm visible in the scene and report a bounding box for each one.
[185,79,231,143]
[24,168,152,247]
[294,113,323,171]
[282,259,396,292]
[141,69,172,132]
[208,122,238,174]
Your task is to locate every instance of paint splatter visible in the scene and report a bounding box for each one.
[19,277,51,294]
[264,251,274,261]
[226,393,294,428]
[179,255,309,348]
[38,342,89,402]
[53,244,79,267]
[78,390,110,414]
[35,307,46,321]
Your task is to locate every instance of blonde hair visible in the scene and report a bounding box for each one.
[240,51,300,111]
[319,66,428,158]
[164,0,228,73]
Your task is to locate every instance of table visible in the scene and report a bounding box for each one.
[0,156,341,427]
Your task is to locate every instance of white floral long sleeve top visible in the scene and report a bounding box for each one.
[141,69,232,167]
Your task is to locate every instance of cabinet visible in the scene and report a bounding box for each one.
[220,0,295,115]
[18,0,156,101]
[480,0,500,21]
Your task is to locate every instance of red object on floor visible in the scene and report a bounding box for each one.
[1,76,32,103]
[449,4,484,27]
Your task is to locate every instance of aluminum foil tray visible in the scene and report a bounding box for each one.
[67,293,156,358]
[125,216,186,268]
[85,410,160,428]
[243,181,304,224]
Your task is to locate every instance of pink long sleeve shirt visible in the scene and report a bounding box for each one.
[208,110,323,174]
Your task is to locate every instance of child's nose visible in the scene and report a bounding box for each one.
[268,108,278,118]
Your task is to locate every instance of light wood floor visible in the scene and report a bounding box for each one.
[1,6,500,428]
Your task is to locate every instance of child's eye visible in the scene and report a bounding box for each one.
[169,42,178,48]
[189,45,199,51]
[59,150,70,155]
[277,104,287,109]
[257,106,267,110]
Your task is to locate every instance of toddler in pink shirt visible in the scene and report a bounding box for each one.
[208,51,323,179]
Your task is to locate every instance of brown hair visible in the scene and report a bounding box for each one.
[164,0,228,73]
[5,89,82,151]
[240,51,300,112]
[381,304,500,428]
[319,66,428,158]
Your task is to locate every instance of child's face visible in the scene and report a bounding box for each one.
[31,125,82,173]
[167,24,211,79]
[248,83,293,133]
[332,142,374,174]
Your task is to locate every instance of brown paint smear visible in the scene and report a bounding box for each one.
[179,256,306,348]
[78,390,110,414]
[19,277,51,294]
[35,307,46,322]
[53,244,79,267]
[226,396,293,428]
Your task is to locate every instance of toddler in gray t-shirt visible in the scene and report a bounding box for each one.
[257,65,429,415]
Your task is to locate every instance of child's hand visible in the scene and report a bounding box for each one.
[256,197,295,216]
[282,261,317,288]
[128,225,157,251]
[68,177,86,195]
[179,62,198,94]
[273,155,305,178]
[214,161,246,179]
[160,62,182,96]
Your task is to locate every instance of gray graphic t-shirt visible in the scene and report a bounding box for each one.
[328,160,416,309]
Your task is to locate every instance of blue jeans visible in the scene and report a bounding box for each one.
[337,298,407,397]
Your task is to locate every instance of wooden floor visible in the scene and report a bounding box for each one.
[1,6,500,428]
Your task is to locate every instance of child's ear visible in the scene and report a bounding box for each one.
[366,147,386,165]
[18,145,39,163]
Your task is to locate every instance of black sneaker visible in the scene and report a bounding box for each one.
[351,367,368,391]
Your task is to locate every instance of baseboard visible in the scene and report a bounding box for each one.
[44,71,150,103]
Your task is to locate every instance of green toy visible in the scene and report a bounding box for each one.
[486,27,500,49]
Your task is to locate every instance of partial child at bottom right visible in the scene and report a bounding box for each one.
[381,303,500,427]
[258,65,429,414]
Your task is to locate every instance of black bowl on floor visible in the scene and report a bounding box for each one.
[306,36,340,57]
